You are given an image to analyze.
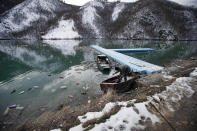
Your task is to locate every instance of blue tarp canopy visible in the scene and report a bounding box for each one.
[91,45,163,75]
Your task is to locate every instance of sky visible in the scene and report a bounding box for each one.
[62,0,197,7]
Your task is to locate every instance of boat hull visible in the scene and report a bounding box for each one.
[100,75,137,93]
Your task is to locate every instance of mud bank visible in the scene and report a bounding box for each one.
[10,57,197,131]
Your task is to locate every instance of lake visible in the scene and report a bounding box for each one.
[0,40,197,125]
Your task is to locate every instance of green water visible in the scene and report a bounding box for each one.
[0,40,197,124]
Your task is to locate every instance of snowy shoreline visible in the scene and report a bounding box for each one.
[15,57,197,131]
[69,68,197,131]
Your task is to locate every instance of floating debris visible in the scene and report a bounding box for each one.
[16,106,24,110]
[68,95,74,99]
[81,90,87,95]
[8,104,17,109]
[33,86,39,89]
[59,76,64,79]
[83,86,89,91]
[60,86,67,89]
[27,88,33,91]
[10,89,16,94]
[27,77,31,80]
[3,107,9,116]
[48,74,52,76]
[97,100,104,105]
[76,83,80,86]
[88,100,91,104]
[18,91,25,95]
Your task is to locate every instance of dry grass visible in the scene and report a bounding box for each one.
[126,103,135,107]
[101,89,116,102]
[82,119,97,128]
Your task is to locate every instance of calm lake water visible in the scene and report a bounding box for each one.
[0,40,197,124]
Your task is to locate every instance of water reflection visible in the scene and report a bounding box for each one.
[0,40,197,82]
[43,40,81,56]
[0,40,84,81]
[0,40,197,126]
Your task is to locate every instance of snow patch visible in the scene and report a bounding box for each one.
[91,102,159,131]
[80,1,104,36]
[155,77,194,106]
[190,68,197,77]
[70,100,159,131]
[82,1,104,9]
[151,69,197,111]
[112,3,125,21]
[42,19,81,39]
[168,0,197,8]
[78,101,132,123]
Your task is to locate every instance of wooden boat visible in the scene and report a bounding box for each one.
[100,75,138,93]
[96,55,111,71]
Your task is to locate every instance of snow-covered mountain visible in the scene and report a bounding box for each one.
[0,0,75,39]
[0,0,197,40]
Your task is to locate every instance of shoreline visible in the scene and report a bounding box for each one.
[14,57,197,131]
[1,39,197,42]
